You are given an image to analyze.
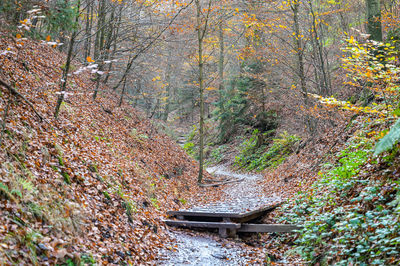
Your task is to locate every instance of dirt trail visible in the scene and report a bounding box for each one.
[208,165,281,202]
[156,165,282,265]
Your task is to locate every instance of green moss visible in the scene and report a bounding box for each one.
[81,253,96,265]
[102,191,111,200]
[58,156,64,167]
[62,172,71,184]
[150,197,160,210]
[179,198,187,205]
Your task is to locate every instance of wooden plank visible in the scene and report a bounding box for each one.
[167,210,240,218]
[166,203,280,219]
[236,203,281,216]
[163,219,241,229]
[238,224,301,233]
[233,204,281,223]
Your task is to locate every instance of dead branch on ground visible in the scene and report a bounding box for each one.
[0,79,45,122]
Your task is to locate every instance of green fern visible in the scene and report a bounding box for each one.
[0,182,17,202]
[11,189,22,198]
[374,119,400,155]
[17,177,34,192]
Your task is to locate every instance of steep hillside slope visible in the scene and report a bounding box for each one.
[0,35,207,264]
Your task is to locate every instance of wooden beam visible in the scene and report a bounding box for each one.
[238,224,301,233]
[166,203,281,219]
[167,210,237,218]
[163,219,240,230]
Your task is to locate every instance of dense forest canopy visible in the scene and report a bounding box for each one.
[1,0,400,264]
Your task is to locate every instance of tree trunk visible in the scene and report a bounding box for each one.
[134,79,141,107]
[103,4,123,85]
[366,0,382,41]
[217,18,225,131]
[162,48,173,121]
[291,0,307,101]
[291,0,315,133]
[195,0,207,184]
[83,0,92,62]
[94,0,106,61]
[119,76,127,107]
[308,0,330,96]
[55,0,80,118]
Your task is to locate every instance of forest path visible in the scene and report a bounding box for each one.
[156,165,282,265]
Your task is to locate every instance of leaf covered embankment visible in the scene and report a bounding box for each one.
[267,38,400,264]
[0,35,210,264]
[279,119,400,265]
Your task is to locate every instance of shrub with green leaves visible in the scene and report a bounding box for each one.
[209,145,227,164]
[183,141,197,158]
[45,0,78,36]
[374,118,400,155]
[234,129,264,169]
[280,135,400,265]
[186,125,197,141]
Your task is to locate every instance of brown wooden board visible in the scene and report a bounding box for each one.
[163,220,241,229]
[238,224,301,233]
[167,203,280,222]
[164,219,301,236]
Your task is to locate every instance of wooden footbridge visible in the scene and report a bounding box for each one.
[164,197,300,238]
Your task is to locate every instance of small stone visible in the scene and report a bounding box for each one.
[212,253,227,260]
[116,251,125,259]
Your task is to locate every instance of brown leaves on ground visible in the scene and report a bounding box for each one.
[0,34,213,264]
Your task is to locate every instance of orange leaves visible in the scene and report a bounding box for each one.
[381,10,400,32]
[342,38,400,118]
[152,76,161,81]
[348,35,355,44]
[86,56,95,63]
